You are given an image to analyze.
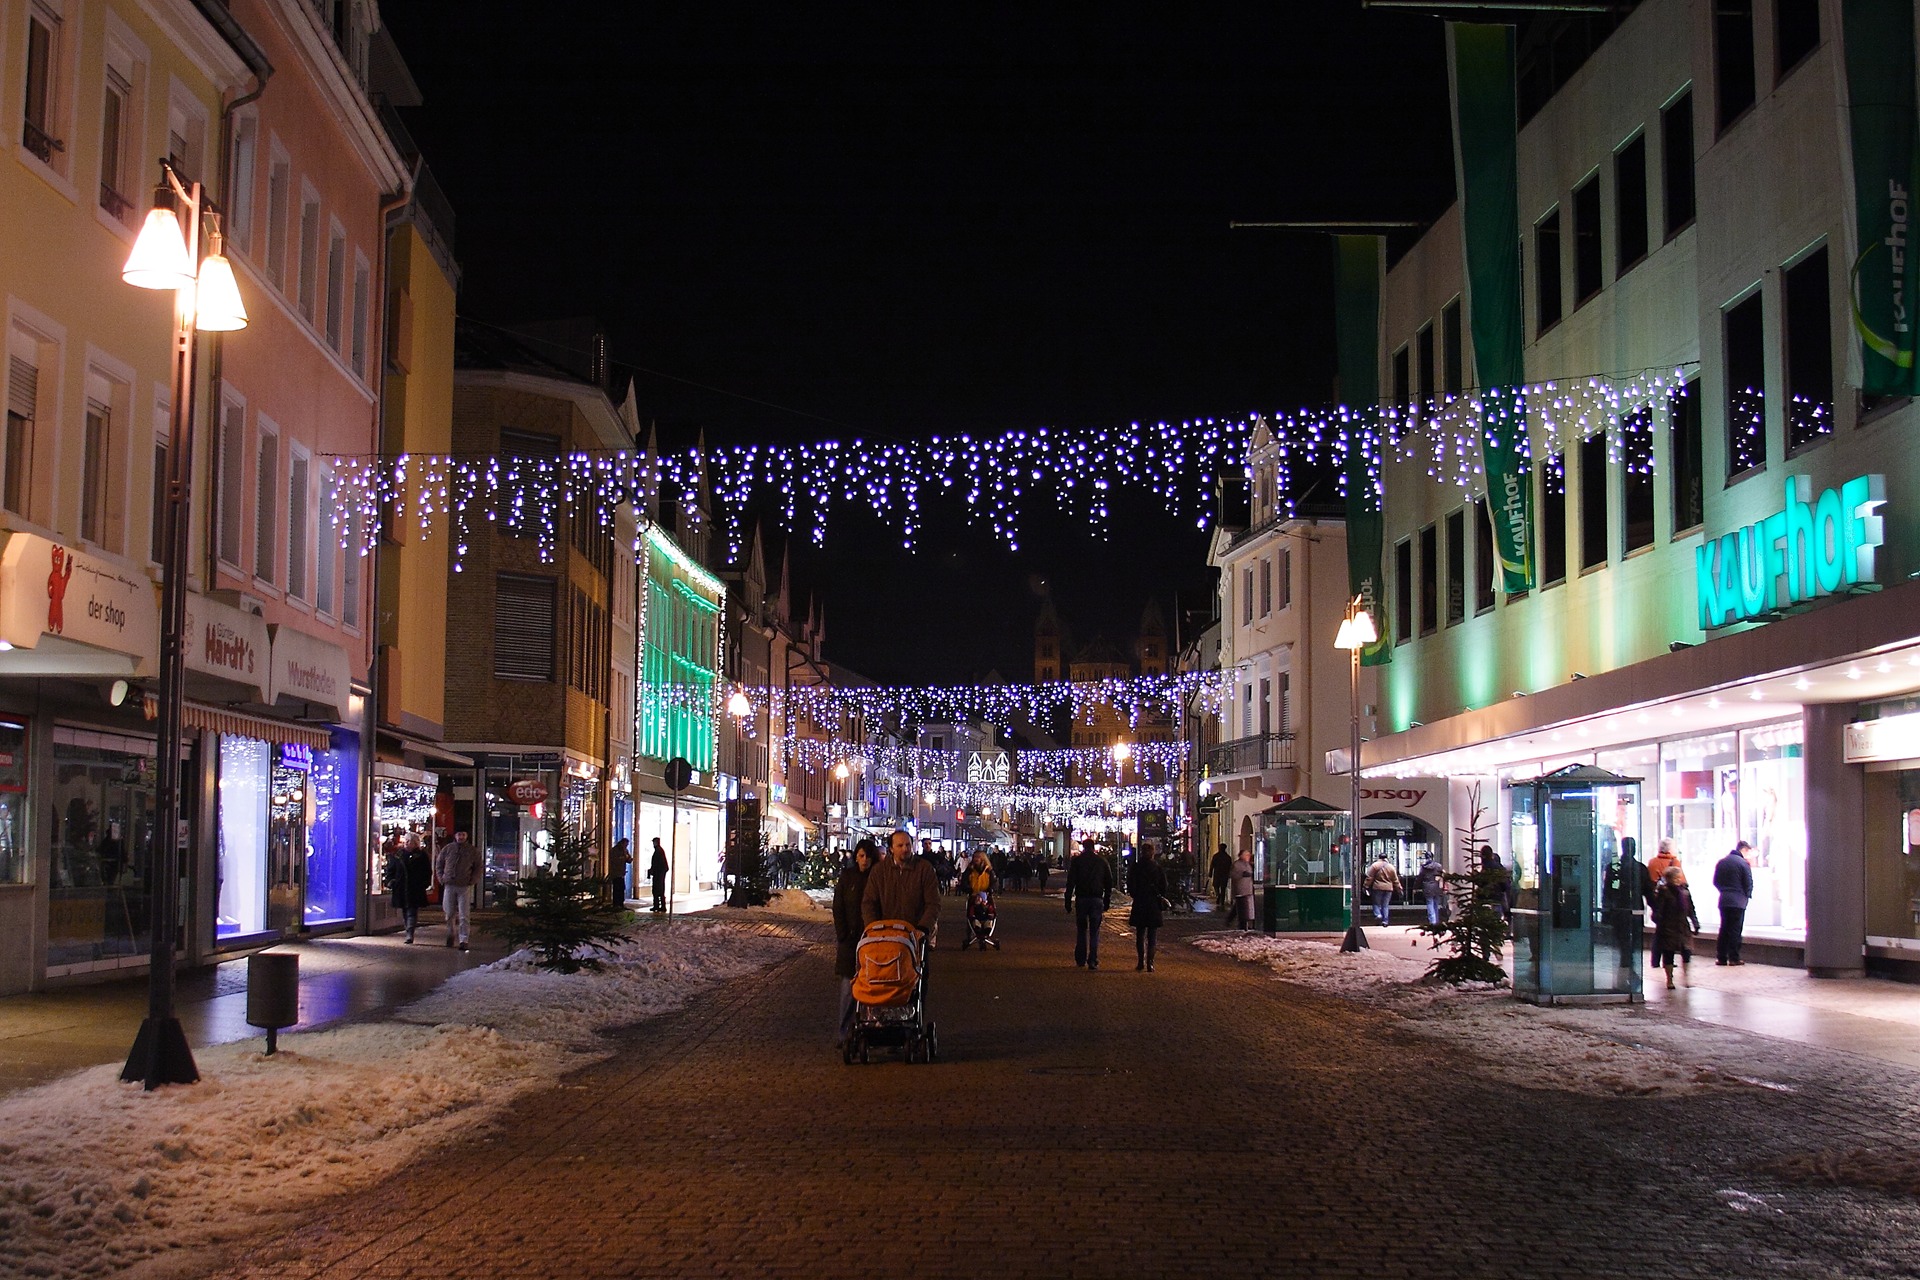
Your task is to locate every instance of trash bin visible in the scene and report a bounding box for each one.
[246,952,299,1054]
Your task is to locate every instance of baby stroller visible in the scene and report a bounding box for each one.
[962,890,999,950]
[845,919,939,1065]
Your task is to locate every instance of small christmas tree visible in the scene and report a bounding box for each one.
[726,822,773,907]
[1417,781,1512,985]
[495,817,633,973]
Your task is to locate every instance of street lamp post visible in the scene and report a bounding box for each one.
[119,160,249,1089]
[1333,596,1377,955]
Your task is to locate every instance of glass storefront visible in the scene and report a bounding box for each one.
[217,735,270,940]
[218,731,359,940]
[303,730,359,927]
[0,719,26,885]
[48,727,157,968]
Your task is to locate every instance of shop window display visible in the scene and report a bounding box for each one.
[302,731,358,927]
[48,729,157,968]
[218,734,270,939]
[1655,722,1803,939]
[1872,771,1920,946]
[0,719,26,884]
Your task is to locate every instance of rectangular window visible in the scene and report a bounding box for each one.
[1572,175,1602,305]
[1535,208,1563,332]
[1416,323,1434,408]
[287,449,309,601]
[1257,676,1271,736]
[1716,0,1756,131]
[22,4,63,166]
[217,398,245,567]
[1724,291,1767,477]
[325,226,346,349]
[1614,133,1648,275]
[1277,547,1291,609]
[495,573,556,681]
[1783,245,1832,453]
[1621,409,1655,555]
[1662,92,1696,237]
[1444,509,1466,626]
[1394,538,1413,643]
[5,346,38,519]
[164,89,206,186]
[297,192,320,321]
[501,429,560,538]
[82,401,109,546]
[254,426,278,583]
[350,255,370,376]
[265,153,290,286]
[1539,454,1568,587]
[340,513,361,628]
[1578,432,1608,571]
[1392,345,1410,411]
[1670,380,1704,532]
[1241,565,1253,625]
[316,468,336,616]
[150,434,166,564]
[1472,497,1495,613]
[1418,524,1438,635]
[1776,0,1819,81]
[98,57,134,221]
[1277,672,1290,732]
[1259,557,1272,616]
[1441,300,1463,394]
[227,114,257,252]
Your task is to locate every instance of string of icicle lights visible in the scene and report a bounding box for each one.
[908,780,1173,819]
[330,365,1696,567]
[774,736,1188,781]
[660,670,1226,727]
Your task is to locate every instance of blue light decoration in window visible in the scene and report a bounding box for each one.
[304,728,359,926]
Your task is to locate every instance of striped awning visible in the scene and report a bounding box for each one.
[183,702,331,750]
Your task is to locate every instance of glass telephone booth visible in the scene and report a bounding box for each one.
[1255,797,1353,932]
[1507,764,1644,1004]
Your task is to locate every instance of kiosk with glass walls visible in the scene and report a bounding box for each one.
[1256,797,1352,932]
[1507,764,1644,1004]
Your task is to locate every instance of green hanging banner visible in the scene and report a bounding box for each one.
[1333,234,1391,665]
[1447,22,1533,594]
[1843,0,1920,396]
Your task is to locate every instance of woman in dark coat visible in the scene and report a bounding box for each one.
[1651,866,1701,990]
[387,834,433,943]
[1128,843,1168,971]
[833,840,877,1044]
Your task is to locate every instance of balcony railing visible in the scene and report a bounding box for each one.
[1208,731,1296,777]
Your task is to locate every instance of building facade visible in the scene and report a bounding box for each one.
[1361,0,1920,975]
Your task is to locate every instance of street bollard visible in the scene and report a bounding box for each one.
[246,952,299,1055]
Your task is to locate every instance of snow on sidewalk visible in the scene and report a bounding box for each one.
[1192,932,1755,1100]
[0,920,802,1280]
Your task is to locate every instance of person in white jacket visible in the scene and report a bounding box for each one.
[1229,849,1255,931]
[433,830,482,951]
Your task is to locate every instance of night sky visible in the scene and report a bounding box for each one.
[380,3,1457,684]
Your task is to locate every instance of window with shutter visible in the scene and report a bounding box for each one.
[6,352,38,518]
[217,400,245,567]
[495,573,555,681]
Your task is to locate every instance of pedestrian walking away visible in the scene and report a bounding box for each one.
[1417,851,1445,926]
[1365,853,1401,928]
[648,837,670,913]
[608,837,632,904]
[386,833,433,943]
[1065,838,1115,968]
[833,839,876,1045]
[1127,841,1167,970]
[1229,847,1255,931]
[433,829,481,951]
[1651,866,1702,990]
[1713,840,1755,966]
[1209,843,1233,911]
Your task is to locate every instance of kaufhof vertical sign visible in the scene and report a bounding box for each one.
[1696,474,1886,629]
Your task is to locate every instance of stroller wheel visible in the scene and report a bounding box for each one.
[842,1036,856,1066]
[860,1042,870,1065]
[926,1022,940,1063]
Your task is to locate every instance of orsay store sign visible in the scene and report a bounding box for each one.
[1696,474,1885,630]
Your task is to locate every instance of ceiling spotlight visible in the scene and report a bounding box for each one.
[1748,689,1764,700]
[1707,696,1722,709]
[1669,641,1695,653]
[1878,660,1894,674]
[1794,677,1812,691]
[1847,667,1864,680]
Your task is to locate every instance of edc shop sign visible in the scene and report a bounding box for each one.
[1695,474,1885,630]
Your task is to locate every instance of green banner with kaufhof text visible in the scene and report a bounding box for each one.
[1333,235,1390,665]
[1843,0,1920,396]
[1447,22,1533,593]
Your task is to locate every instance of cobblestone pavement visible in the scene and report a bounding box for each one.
[212,894,1920,1280]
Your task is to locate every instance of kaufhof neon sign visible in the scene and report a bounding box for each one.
[1695,474,1885,630]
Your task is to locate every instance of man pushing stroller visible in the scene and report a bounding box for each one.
[863,830,942,946]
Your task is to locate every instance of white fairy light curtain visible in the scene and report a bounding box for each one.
[330,365,1695,566]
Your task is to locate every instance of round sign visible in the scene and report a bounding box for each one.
[663,757,694,792]
[508,779,548,806]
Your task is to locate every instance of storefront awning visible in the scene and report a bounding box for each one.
[184,702,330,750]
[765,801,816,834]
[0,534,158,673]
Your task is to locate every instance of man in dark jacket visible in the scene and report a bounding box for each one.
[863,830,942,934]
[1065,839,1115,969]
[648,837,670,913]
[1713,840,1755,966]
[1209,844,1233,911]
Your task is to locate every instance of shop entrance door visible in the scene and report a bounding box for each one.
[267,753,311,936]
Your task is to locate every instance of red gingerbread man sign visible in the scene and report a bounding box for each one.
[46,545,73,635]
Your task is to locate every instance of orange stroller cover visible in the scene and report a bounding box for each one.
[852,920,922,1006]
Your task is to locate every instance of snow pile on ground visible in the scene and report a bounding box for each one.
[0,920,801,1280]
[760,888,826,918]
[1192,931,1751,1099]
